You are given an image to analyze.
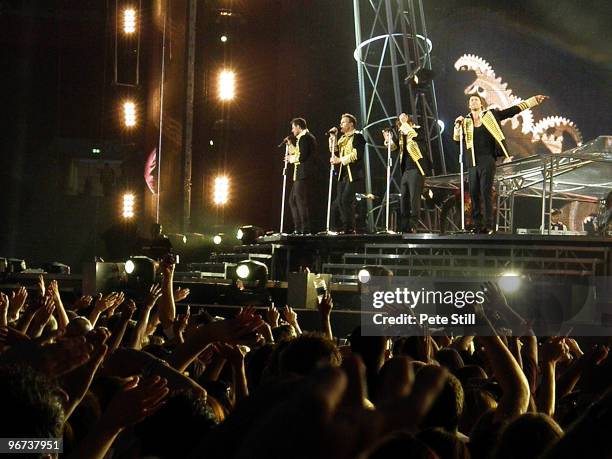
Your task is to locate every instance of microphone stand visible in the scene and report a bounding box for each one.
[320,134,337,235]
[378,129,396,234]
[279,144,289,235]
[458,121,466,231]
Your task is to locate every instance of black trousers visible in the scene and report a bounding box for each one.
[399,168,424,231]
[468,158,496,228]
[332,178,361,232]
[288,179,310,233]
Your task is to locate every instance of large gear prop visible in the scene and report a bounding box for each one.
[455,54,583,155]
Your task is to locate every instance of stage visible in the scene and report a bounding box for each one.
[191,232,612,283]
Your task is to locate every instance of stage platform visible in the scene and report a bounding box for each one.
[200,232,612,282]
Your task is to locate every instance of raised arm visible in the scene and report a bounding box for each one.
[157,261,176,329]
[498,94,549,120]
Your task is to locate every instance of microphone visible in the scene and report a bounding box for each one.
[326,127,339,136]
[277,136,291,148]
[454,113,469,125]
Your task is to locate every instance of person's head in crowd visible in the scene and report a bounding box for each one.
[417,427,471,459]
[436,348,465,373]
[460,387,498,436]
[349,326,388,373]
[272,324,297,342]
[468,410,506,459]
[65,316,93,337]
[0,365,64,458]
[541,387,612,459]
[135,392,217,459]
[245,343,276,392]
[454,365,488,386]
[367,431,439,459]
[551,208,562,224]
[495,413,562,459]
[279,332,341,376]
[421,369,464,434]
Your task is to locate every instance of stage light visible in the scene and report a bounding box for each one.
[123,100,137,127]
[498,271,522,294]
[42,262,71,275]
[5,258,27,273]
[236,225,265,244]
[218,69,235,101]
[234,260,268,283]
[236,264,250,279]
[122,193,135,219]
[405,68,435,88]
[358,265,394,284]
[220,35,228,43]
[124,256,157,286]
[213,233,224,245]
[123,8,137,34]
[437,119,445,133]
[209,139,214,146]
[125,259,135,274]
[213,175,230,205]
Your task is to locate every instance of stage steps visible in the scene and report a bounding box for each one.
[321,241,609,280]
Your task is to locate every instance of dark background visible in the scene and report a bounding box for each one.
[0,0,610,269]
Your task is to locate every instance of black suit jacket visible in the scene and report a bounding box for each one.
[338,131,365,182]
[295,131,317,180]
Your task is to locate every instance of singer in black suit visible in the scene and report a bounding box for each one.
[285,117,317,234]
[383,113,430,233]
[454,94,548,233]
[329,113,366,234]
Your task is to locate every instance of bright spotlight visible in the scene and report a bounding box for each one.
[122,193,135,219]
[234,260,269,283]
[123,101,137,127]
[125,259,135,274]
[218,69,235,101]
[358,265,394,284]
[213,234,223,245]
[213,175,230,206]
[358,269,371,284]
[236,264,250,279]
[498,272,522,294]
[236,225,265,245]
[220,35,228,43]
[123,8,137,34]
[437,119,445,133]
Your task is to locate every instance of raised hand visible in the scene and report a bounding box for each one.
[317,293,334,317]
[3,335,93,377]
[0,292,9,327]
[100,375,169,431]
[540,337,568,364]
[106,291,126,317]
[174,287,190,302]
[27,296,55,338]
[62,328,110,418]
[172,306,190,343]
[71,295,93,312]
[265,303,280,328]
[37,274,45,298]
[282,305,301,334]
[9,286,28,321]
[213,342,245,367]
[145,284,163,309]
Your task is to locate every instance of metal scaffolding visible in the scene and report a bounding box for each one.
[353,0,445,231]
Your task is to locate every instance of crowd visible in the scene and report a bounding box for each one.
[0,260,610,459]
